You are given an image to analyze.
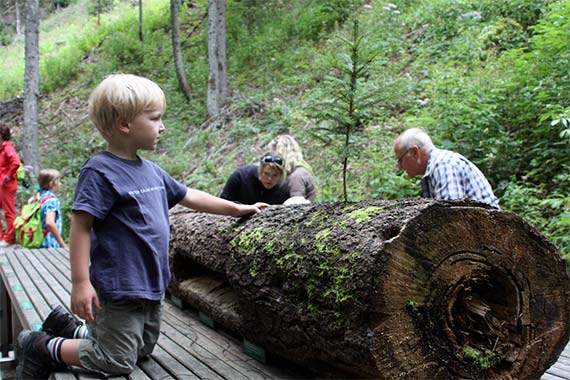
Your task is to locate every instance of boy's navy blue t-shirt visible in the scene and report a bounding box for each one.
[73,151,187,301]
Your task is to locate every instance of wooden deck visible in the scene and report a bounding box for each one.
[1,246,569,379]
[0,247,306,379]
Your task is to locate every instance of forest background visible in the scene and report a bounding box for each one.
[0,0,569,259]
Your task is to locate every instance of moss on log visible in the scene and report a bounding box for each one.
[169,198,570,379]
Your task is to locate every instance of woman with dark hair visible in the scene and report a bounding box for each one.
[220,152,290,205]
[0,123,21,247]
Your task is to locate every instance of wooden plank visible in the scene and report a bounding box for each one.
[125,366,153,380]
[542,372,568,380]
[149,345,200,380]
[35,249,73,291]
[0,252,38,331]
[547,366,570,380]
[162,317,255,380]
[163,302,300,380]
[549,356,570,371]
[555,356,570,367]
[136,356,175,380]
[0,261,11,358]
[26,249,74,311]
[10,249,62,321]
[154,328,225,380]
[51,372,79,379]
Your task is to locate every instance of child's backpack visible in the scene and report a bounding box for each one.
[13,196,54,248]
[16,163,26,181]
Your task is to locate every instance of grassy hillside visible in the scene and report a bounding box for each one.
[1,0,569,258]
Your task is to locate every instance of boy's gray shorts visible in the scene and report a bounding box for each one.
[78,297,162,377]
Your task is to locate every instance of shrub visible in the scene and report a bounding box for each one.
[0,23,15,46]
[477,0,552,30]
[479,18,527,52]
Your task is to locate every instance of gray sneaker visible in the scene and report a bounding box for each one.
[15,330,65,380]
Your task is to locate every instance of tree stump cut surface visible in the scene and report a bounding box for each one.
[169,198,570,379]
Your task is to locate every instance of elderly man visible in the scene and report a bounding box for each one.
[394,128,499,208]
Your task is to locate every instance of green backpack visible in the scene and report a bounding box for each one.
[13,196,54,248]
[16,163,26,181]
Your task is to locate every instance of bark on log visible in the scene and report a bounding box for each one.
[168,198,570,379]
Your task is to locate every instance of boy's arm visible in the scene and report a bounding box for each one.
[179,188,269,216]
[69,210,100,322]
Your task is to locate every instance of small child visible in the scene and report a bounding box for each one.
[37,169,66,248]
[15,74,268,379]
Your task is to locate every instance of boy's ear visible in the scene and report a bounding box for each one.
[116,119,131,134]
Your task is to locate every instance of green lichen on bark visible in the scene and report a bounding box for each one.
[342,206,385,225]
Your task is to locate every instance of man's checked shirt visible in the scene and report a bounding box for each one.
[421,148,499,208]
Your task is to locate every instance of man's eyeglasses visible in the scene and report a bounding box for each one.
[261,155,283,166]
[396,148,411,167]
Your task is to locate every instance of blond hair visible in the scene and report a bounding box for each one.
[88,74,166,138]
[38,169,61,190]
[268,134,315,176]
[268,134,304,174]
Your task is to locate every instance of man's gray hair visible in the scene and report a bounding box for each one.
[397,128,435,152]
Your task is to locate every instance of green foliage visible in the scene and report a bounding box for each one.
[0,0,169,98]
[88,0,115,17]
[491,1,570,185]
[344,206,384,224]
[320,0,365,31]
[307,20,384,202]
[500,173,570,261]
[0,22,15,46]
[479,18,527,53]
[405,300,419,318]
[1,0,569,257]
[462,345,498,370]
[477,0,552,29]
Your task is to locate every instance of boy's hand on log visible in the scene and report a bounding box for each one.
[237,202,269,215]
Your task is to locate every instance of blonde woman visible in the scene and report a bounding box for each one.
[37,169,66,248]
[269,134,317,203]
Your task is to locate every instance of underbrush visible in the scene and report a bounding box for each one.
[1,0,569,258]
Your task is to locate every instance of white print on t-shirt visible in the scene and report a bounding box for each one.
[128,186,164,197]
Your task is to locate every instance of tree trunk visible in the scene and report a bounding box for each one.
[96,0,101,26]
[15,0,23,35]
[138,0,143,43]
[170,0,191,99]
[23,0,40,176]
[169,199,570,380]
[206,0,227,118]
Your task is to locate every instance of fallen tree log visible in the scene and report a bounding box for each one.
[168,198,570,379]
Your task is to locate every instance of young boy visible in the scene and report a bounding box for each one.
[15,74,267,379]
